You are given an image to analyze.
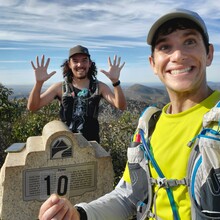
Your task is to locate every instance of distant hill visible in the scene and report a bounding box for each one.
[124,83,169,107]
[123,81,220,105]
[207,82,220,91]
[7,84,49,99]
[6,81,220,103]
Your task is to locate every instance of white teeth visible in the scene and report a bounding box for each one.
[170,67,191,75]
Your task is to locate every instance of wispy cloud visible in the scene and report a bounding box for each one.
[1,0,220,84]
[1,0,219,48]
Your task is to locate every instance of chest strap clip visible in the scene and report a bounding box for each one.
[150,177,189,188]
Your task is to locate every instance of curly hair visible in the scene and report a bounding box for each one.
[61,58,98,83]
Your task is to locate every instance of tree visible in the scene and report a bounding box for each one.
[12,100,60,142]
[100,110,139,185]
[99,99,147,185]
[0,83,18,165]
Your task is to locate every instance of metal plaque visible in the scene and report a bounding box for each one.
[23,162,97,201]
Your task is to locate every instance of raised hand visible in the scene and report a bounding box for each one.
[100,55,125,83]
[31,55,56,83]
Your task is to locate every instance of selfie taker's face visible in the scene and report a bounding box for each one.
[149,28,213,93]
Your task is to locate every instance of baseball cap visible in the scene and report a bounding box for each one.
[147,8,209,45]
[69,45,90,58]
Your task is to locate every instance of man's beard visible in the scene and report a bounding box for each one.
[75,75,87,80]
[74,68,88,80]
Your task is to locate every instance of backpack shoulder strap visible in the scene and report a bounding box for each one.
[89,78,99,95]
[137,106,181,220]
[62,80,74,97]
[187,101,220,219]
[137,106,162,138]
[187,100,220,177]
[203,100,220,127]
[128,106,161,219]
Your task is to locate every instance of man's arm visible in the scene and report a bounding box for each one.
[99,82,127,110]
[99,55,127,110]
[39,178,136,220]
[77,178,136,220]
[27,82,62,111]
[27,55,58,111]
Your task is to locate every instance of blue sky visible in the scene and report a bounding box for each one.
[1,0,220,86]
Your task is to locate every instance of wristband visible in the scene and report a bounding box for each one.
[112,80,120,87]
[76,206,88,220]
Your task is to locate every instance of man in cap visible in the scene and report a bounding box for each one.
[27,45,127,143]
[38,9,220,220]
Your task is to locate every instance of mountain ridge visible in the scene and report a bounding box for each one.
[6,82,220,104]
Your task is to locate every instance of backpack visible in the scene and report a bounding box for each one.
[131,103,220,220]
[59,77,99,126]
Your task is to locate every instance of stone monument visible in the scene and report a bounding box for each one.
[0,120,114,220]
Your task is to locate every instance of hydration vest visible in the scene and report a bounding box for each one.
[59,78,101,142]
[127,103,220,220]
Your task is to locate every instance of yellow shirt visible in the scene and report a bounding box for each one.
[123,90,220,219]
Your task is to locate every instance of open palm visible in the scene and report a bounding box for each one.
[100,55,125,82]
[31,55,56,82]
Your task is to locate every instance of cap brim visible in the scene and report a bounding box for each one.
[147,9,208,45]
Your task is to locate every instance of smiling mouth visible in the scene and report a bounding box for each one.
[77,68,86,73]
[170,67,192,75]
